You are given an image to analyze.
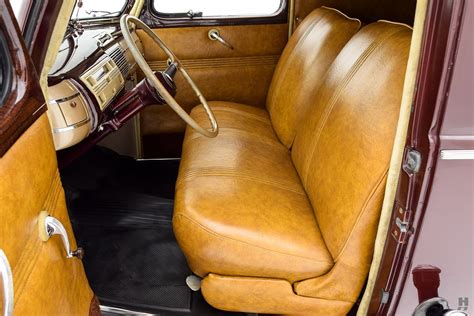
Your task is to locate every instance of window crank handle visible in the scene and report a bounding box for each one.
[208,29,234,50]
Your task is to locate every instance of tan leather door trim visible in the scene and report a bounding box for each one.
[148,55,281,70]
[0,2,94,314]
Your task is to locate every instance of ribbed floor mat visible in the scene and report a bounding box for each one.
[69,190,192,313]
[61,147,244,315]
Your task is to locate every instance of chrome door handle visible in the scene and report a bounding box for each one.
[208,29,234,50]
[0,250,13,316]
[40,213,84,259]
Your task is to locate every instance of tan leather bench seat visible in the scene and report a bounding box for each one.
[177,102,334,282]
[174,6,412,315]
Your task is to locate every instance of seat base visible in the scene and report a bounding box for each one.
[202,274,353,315]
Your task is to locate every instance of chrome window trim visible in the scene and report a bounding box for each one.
[440,150,474,160]
[100,305,155,315]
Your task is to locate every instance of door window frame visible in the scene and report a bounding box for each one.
[140,0,288,28]
[0,30,12,107]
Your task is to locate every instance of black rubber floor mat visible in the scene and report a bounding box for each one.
[69,190,192,313]
[61,147,244,315]
[79,225,191,312]
[61,146,180,200]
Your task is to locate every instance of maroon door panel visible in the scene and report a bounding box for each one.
[367,0,471,314]
[397,0,473,313]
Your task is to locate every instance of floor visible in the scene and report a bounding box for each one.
[61,146,244,315]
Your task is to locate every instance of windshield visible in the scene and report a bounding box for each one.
[71,0,128,19]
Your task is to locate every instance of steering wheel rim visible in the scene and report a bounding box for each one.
[120,14,218,138]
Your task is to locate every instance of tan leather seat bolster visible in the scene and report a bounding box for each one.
[202,273,354,315]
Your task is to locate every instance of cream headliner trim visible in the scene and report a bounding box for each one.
[357,1,429,315]
[39,0,76,105]
[130,0,145,17]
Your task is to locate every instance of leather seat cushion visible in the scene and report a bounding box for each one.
[185,101,277,145]
[174,101,334,282]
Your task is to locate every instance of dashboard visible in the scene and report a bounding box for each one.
[47,26,143,151]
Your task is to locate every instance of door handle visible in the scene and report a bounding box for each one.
[208,29,234,50]
[39,212,83,259]
[0,250,13,316]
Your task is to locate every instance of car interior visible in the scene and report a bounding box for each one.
[1,0,428,314]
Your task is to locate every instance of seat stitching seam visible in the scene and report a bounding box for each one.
[334,168,389,261]
[193,106,271,125]
[268,10,329,109]
[184,128,284,148]
[211,107,271,124]
[302,28,406,185]
[175,213,334,265]
[177,169,306,195]
[302,42,379,184]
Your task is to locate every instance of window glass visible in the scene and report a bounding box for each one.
[71,0,128,19]
[152,0,283,17]
[0,31,12,107]
[8,0,29,26]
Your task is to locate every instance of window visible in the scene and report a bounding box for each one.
[8,0,30,28]
[71,0,128,19]
[152,0,284,18]
[0,30,12,107]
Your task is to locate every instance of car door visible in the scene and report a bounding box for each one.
[136,0,289,157]
[0,1,96,315]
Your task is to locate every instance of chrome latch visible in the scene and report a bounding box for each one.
[396,217,409,233]
[97,32,113,47]
[403,148,422,175]
[391,206,413,244]
[39,212,83,259]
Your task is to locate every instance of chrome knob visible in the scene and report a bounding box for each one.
[208,29,234,50]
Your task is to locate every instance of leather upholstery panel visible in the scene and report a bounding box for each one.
[175,103,333,282]
[289,21,412,303]
[291,21,412,259]
[0,114,93,315]
[267,7,361,147]
[137,24,288,60]
[202,274,352,315]
[294,0,417,27]
[294,175,387,301]
[184,102,277,148]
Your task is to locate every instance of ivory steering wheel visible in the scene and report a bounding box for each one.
[120,15,218,138]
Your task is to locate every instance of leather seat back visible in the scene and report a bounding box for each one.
[266,7,361,148]
[290,21,412,298]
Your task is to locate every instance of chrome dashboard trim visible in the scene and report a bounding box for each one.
[53,93,81,104]
[440,150,474,160]
[53,118,91,134]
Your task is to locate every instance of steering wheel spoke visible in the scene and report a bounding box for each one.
[120,15,219,138]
